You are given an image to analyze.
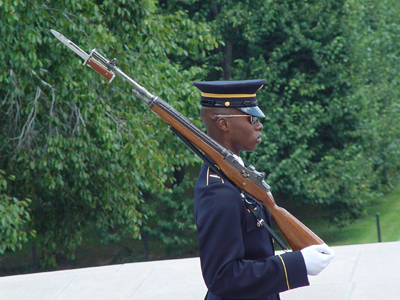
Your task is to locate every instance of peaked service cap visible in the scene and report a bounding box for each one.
[193,79,266,118]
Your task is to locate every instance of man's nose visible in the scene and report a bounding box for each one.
[255,120,263,130]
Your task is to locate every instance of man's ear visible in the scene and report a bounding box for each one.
[216,117,229,132]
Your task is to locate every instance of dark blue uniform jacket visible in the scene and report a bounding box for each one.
[194,163,309,300]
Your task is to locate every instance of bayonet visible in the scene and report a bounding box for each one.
[50,29,115,83]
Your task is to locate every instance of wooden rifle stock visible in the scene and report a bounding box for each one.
[72,48,324,251]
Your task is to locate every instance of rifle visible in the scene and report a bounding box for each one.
[50,30,324,251]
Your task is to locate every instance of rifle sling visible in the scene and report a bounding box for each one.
[169,126,288,252]
[242,194,288,252]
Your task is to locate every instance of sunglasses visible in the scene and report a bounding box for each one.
[213,114,259,125]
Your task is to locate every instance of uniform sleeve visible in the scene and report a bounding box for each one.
[195,181,309,299]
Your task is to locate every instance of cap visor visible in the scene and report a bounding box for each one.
[237,106,265,118]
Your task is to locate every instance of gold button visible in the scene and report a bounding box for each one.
[225,102,230,107]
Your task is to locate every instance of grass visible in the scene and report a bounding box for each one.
[305,184,400,246]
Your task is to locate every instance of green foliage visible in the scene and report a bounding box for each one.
[249,0,400,226]
[0,170,34,254]
[242,0,368,226]
[0,0,216,266]
[162,0,400,227]
[345,0,400,190]
[253,0,400,226]
[140,172,197,246]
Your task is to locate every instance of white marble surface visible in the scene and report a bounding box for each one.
[0,241,399,300]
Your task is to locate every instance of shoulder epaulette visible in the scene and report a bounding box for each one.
[206,166,224,186]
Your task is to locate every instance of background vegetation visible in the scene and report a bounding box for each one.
[1,0,400,273]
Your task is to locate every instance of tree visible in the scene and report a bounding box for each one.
[244,0,400,226]
[344,0,400,192]
[0,0,216,266]
[160,0,400,227]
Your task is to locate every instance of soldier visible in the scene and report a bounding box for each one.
[193,79,334,300]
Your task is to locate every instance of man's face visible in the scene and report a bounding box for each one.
[223,112,263,155]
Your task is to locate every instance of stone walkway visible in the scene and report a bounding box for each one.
[0,241,399,300]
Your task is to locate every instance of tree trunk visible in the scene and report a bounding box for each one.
[142,232,149,261]
[32,241,38,272]
[223,38,233,80]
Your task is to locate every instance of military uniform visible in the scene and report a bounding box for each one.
[194,163,309,300]
[193,80,310,300]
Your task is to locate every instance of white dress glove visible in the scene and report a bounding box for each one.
[300,243,335,276]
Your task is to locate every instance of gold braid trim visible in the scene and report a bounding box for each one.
[278,255,290,290]
[201,92,256,98]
